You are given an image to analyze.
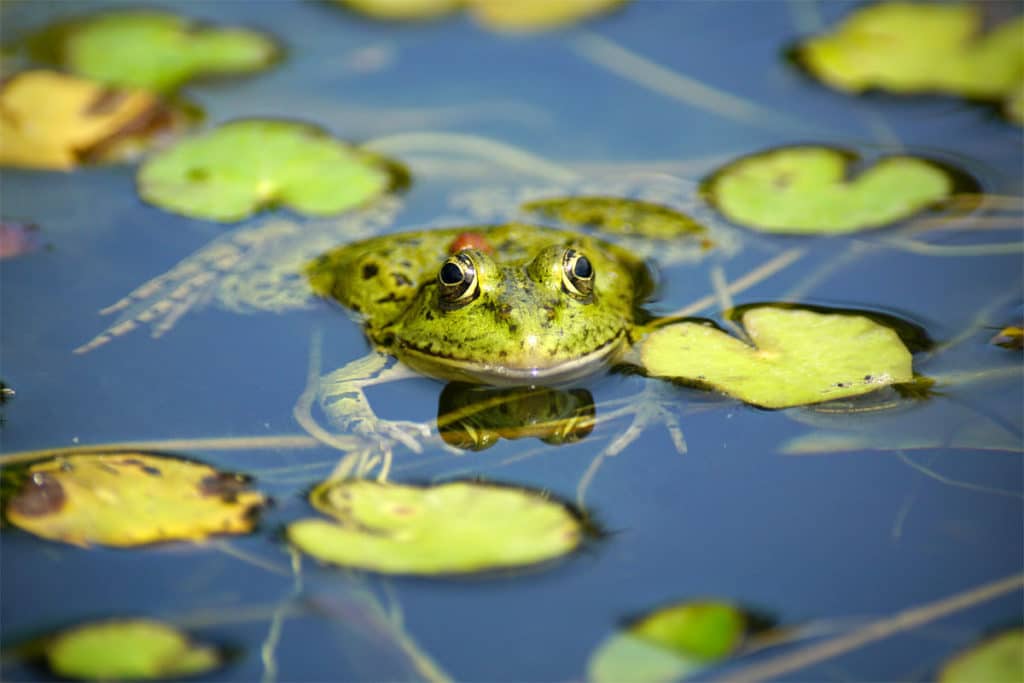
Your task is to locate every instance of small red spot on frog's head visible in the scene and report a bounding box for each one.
[449,232,493,255]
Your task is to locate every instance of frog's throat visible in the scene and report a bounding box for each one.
[392,333,627,386]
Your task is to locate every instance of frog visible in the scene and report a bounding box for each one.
[303,220,689,472]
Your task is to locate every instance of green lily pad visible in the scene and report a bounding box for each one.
[641,306,914,409]
[4,453,267,547]
[703,146,953,234]
[137,120,403,222]
[46,619,222,680]
[523,196,707,240]
[797,3,1024,100]
[939,629,1024,683]
[288,480,584,575]
[587,601,752,683]
[58,11,279,93]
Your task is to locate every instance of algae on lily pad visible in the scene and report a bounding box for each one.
[137,120,403,222]
[641,306,914,409]
[703,146,953,234]
[336,0,626,31]
[0,70,183,170]
[587,601,753,683]
[57,11,279,93]
[288,480,584,575]
[5,453,267,547]
[797,3,1024,101]
[523,196,706,240]
[45,619,222,681]
[939,629,1024,683]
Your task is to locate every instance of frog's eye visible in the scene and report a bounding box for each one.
[438,252,479,309]
[561,249,594,299]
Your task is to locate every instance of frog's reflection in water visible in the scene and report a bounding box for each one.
[436,383,596,451]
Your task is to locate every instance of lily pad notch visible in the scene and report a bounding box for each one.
[137,119,409,222]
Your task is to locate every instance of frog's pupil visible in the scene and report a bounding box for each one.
[573,256,592,279]
[440,262,463,285]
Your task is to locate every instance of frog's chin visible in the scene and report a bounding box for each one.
[394,334,626,386]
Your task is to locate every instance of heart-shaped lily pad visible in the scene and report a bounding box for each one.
[137,120,404,222]
[0,70,183,170]
[523,196,706,239]
[4,453,267,547]
[939,629,1024,683]
[702,146,954,234]
[45,619,223,681]
[797,3,1024,101]
[641,306,914,409]
[57,11,279,93]
[288,480,584,575]
[587,601,754,683]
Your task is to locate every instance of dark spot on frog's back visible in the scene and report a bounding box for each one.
[362,263,379,279]
[198,472,251,501]
[392,272,412,287]
[9,472,66,516]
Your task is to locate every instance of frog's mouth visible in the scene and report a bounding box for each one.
[394,333,626,386]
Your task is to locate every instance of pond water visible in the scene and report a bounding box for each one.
[2,1,1022,681]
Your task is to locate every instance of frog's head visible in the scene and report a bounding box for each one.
[384,241,645,384]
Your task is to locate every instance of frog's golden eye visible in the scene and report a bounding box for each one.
[561,249,594,299]
[438,251,479,309]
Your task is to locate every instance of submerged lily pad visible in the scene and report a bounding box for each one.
[337,0,625,31]
[523,196,706,240]
[137,120,403,222]
[797,3,1024,101]
[46,619,222,680]
[5,453,266,547]
[641,306,914,409]
[939,629,1024,683]
[0,70,183,170]
[288,480,584,575]
[56,11,279,93]
[703,146,953,234]
[588,601,754,683]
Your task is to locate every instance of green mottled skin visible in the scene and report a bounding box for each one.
[307,223,651,384]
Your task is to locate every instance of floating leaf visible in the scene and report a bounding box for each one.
[137,120,403,222]
[703,146,953,234]
[336,0,462,21]
[45,619,222,681]
[797,3,1024,100]
[288,480,584,575]
[0,70,182,170]
[641,307,914,409]
[587,601,752,683]
[336,0,626,31]
[523,196,706,240]
[57,11,279,93]
[939,629,1024,683]
[5,453,267,547]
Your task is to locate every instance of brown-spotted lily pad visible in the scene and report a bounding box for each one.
[641,306,914,409]
[939,629,1024,683]
[337,0,626,31]
[137,119,405,222]
[702,146,954,234]
[587,601,760,683]
[5,453,266,547]
[53,11,279,94]
[0,70,186,170]
[45,619,223,681]
[288,479,584,575]
[523,196,707,240]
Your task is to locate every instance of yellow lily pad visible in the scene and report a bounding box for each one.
[523,196,706,240]
[641,306,914,409]
[939,629,1024,683]
[0,70,182,170]
[703,146,953,234]
[797,3,1024,100]
[336,0,463,21]
[56,11,279,93]
[46,619,222,680]
[336,0,626,31]
[288,480,584,575]
[137,119,404,222]
[587,601,752,683]
[5,453,267,547]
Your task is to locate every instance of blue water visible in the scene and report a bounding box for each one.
[2,1,1022,681]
